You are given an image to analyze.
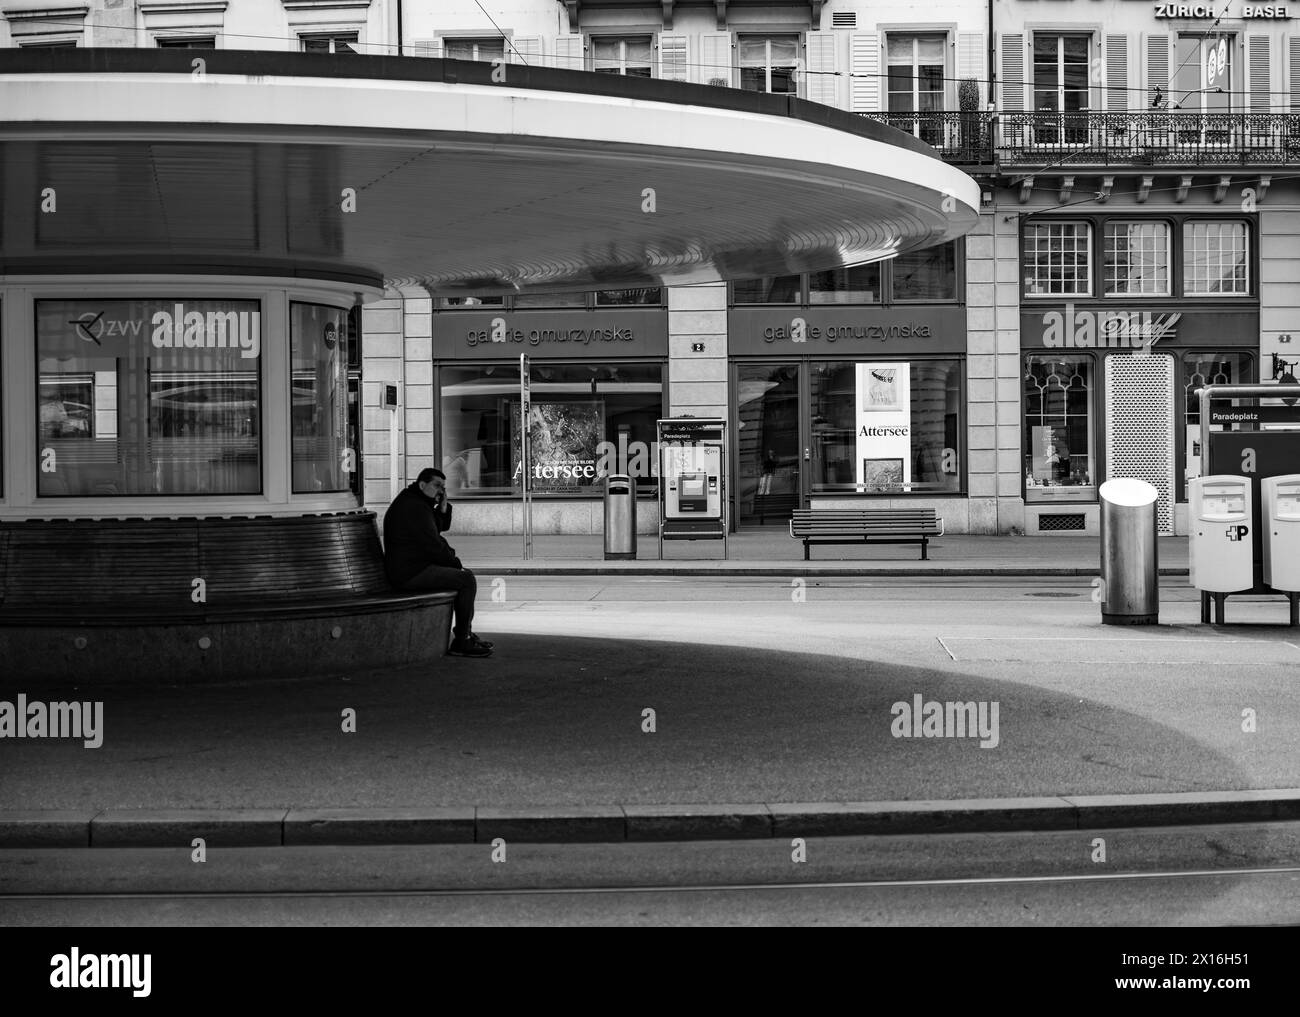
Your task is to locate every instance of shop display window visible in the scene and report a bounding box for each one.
[36,298,261,497]
[809,359,962,494]
[439,362,664,497]
[1023,354,1095,502]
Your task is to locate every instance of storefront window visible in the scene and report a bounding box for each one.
[291,302,350,493]
[810,359,962,493]
[36,299,261,496]
[809,265,880,304]
[1023,355,1095,501]
[892,243,957,301]
[733,276,801,304]
[439,362,664,497]
[1182,351,1252,490]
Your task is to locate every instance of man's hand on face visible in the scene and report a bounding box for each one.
[419,476,448,507]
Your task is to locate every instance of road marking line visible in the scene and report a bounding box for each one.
[6,865,1300,900]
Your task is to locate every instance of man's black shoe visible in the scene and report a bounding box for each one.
[448,635,493,658]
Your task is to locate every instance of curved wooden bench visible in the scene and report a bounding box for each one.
[0,512,456,682]
[789,508,944,560]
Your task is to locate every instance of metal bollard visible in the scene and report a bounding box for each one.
[1099,478,1160,625]
[603,473,637,560]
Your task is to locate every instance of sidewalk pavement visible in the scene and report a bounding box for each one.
[446,530,1191,576]
[4,593,1297,848]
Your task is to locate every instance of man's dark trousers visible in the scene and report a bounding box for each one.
[400,564,476,642]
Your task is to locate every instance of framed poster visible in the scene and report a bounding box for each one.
[509,399,605,493]
[855,362,911,490]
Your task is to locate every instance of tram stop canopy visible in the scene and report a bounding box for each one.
[0,49,980,294]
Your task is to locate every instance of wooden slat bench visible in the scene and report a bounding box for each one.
[0,512,457,682]
[789,508,944,561]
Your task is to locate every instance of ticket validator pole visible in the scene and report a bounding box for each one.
[657,417,727,560]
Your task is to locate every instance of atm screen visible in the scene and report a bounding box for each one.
[680,474,705,498]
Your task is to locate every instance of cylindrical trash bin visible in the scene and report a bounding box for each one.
[603,473,636,560]
[1099,477,1160,625]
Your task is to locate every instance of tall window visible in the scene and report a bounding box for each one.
[738,35,799,94]
[444,38,506,62]
[1182,351,1252,491]
[1175,34,1232,114]
[1104,222,1170,296]
[1023,355,1095,501]
[887,34,945,146]
[301,33,358,54]
[290,303,350,494]
[593,36,653,77]
[36,299,261,497]
[1184,221,1249,295]
[1032,34,1090,144]
[1025,222,1092,297]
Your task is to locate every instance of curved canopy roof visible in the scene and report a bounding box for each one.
[0,50,980,296]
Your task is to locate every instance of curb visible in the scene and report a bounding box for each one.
[1,790,1295,848]
[468,566,1191,578]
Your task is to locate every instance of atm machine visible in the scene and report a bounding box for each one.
[657,418,727,558]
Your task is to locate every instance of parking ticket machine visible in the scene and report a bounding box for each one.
[1189,476,1254,593]
[1262,474,1300,591]
[665,446,721,519]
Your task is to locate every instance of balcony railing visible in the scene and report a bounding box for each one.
[859,110,1300,168]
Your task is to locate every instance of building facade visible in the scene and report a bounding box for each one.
[6,0,1295,538]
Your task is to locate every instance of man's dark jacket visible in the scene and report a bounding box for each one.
[383,482,459,586]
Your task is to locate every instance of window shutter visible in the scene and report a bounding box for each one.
[512,35,543,66]
[698,32,731,86]
[999,33,1023,112]
[1145,32,1170,103]
[1248,36,1270,114]
[1105,34,1129,112]
[659,34,688,81]
[1291,37,1300,113]
[957,32,986,107]
[554,34,583,71]
[409,38,442,59]
[806,29,838,107]
[849,32,879,112]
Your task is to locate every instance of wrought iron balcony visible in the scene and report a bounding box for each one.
[859,110,1300,169]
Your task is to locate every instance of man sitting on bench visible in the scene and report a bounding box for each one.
[384,467,493,658]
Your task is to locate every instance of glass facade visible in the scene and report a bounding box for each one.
[439,362,664,497]
[36,298,261,497]
[290,302,351,493]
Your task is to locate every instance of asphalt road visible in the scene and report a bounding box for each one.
[2,576,1296,809]
[3,821,1299,926]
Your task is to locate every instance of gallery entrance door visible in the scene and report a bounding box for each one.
[735,362,804,525]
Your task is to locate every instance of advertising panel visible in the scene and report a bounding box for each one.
[855,362,911,491]
[510,400,605,493]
